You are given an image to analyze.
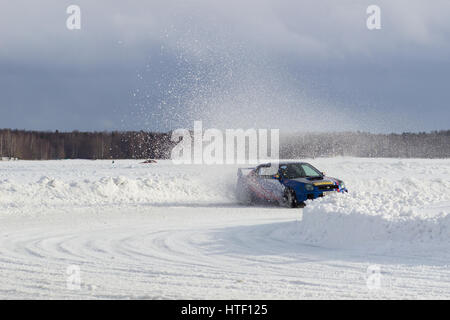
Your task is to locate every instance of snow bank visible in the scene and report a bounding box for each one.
[0,160,238,213]
[296,195,450,247]
[290,159,450,248]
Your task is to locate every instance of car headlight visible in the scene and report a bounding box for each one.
[305,184,314,191]
[340,182,346,189]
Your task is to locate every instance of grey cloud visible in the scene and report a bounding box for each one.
[0,1,449,132]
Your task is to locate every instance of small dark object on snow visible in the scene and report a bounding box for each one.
[141,159,157,164]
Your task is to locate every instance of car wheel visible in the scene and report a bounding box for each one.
[283,188,298,208]
[236,180,254,205]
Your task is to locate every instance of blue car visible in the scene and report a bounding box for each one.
[236,162,348,208]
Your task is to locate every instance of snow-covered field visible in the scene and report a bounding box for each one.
[0,158,449,299]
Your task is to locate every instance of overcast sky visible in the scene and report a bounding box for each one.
[0,0,449,133]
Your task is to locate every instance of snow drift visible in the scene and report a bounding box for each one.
[0,160,238,213]
[288,158,450,248]
[295,195,450,248]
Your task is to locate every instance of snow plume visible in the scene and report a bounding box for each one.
[131,24,362,133]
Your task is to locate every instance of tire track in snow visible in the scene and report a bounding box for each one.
[1,207,449,299]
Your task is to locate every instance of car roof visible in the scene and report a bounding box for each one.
[258,161,309,167]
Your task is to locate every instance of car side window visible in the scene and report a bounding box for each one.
[258,165,278,178]
[280,165,304,179]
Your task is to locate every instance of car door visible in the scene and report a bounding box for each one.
[256,164,284,201]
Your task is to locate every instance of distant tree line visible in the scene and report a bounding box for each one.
[280,131,450,158]
[0,129,172,160]
[0,129,449,160]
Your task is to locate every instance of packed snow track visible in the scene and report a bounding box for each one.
[0,158,449,299]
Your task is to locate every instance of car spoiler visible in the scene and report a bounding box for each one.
[237,167,254,178]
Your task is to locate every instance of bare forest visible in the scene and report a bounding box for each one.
[0,129,449,160]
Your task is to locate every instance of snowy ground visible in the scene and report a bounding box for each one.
[0,158,449,299]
